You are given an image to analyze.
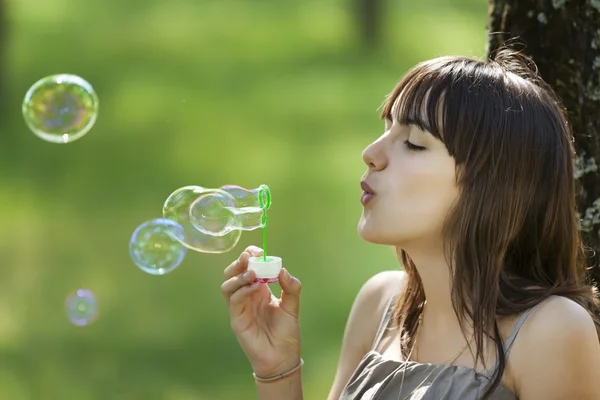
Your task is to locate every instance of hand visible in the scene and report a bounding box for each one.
[221,246,303,378]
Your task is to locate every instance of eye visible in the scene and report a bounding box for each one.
[404,140,426,151]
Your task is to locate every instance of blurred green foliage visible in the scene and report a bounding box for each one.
[0,0,486,398]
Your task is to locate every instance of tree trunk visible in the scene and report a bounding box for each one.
[487,0,600,286]
[0,0,4,105]
[352,0,384,49]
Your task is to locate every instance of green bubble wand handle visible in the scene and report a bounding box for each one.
[262,212,268,261]
[257,184,271,261]
[247,184,281,283]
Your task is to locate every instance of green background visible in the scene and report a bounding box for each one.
[1,0,487,398]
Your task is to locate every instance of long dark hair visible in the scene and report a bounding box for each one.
[382,49,600,398]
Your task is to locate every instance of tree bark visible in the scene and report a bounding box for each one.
[487,0,600,285]
[0,0,4,105]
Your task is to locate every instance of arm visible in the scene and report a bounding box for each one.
[255,373,303,400]
[327,270,407,400]
[514,297,600,400]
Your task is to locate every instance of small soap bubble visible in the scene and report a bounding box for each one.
[129,218,187,275]
[65,289,98,326]
[22,74,99,143]
[163,186,241,253]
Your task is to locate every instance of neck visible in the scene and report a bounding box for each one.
[400,245,467,331]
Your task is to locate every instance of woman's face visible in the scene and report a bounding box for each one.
[357,100,459,250]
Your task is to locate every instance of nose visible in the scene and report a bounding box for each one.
[362,136,387,171]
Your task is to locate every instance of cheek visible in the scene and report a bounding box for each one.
[390,159,457,223]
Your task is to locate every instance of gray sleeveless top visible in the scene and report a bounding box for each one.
[340,297,540,400]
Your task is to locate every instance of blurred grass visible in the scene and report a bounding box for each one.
[1,0,486,398]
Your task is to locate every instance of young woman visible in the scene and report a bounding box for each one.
[220,50,600,399]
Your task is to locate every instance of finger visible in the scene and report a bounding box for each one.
[278,268,302,318]
[229,280,269,316]
[223,247,264,279]
[245,245,264,257]
[221,269,257,306]
[224,252,250,280]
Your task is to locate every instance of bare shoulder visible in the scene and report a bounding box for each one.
[512,296,600,400]
[519,296,597,344]
[348,270,407,349]
[523,296,595,330]
[358,270,407,310]
[327,270,407,400]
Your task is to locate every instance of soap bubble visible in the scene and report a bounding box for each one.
[22,74,99,143]
[129,218,187,275]
[189,191,235,236]
[219,184,272,210]
[189,185,270,236]
[163,186,241,253]
[65,289,98,326]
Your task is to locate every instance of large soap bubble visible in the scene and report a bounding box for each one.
[189,184,271,236]
[163,186,242,253]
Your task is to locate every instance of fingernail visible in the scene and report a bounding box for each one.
[243,271,251,280]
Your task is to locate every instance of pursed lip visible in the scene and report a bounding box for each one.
[360,181,376,206]
[360,181,375,195]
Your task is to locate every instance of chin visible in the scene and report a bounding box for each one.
[357,217,409,247]
[357,222,394,245]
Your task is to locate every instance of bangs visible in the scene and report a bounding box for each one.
[380,59,452,142]
[379,56,517,163]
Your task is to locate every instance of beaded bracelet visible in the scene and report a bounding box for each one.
[253,358,304,383]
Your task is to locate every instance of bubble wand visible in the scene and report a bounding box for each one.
[248,185,282,283]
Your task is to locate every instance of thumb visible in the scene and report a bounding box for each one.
[279,268,302,318]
